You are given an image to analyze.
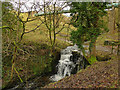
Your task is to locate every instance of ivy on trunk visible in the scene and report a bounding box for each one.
[70,2,109,61]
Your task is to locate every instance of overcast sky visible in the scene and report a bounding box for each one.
[9,0,71,16]
[1,0,119,16]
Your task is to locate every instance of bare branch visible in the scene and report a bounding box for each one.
[55,23,66,35]
[24,21,44,34]
[1,26,16,31]
[43,1,51,30]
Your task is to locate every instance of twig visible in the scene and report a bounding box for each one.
[1,26,16,31]
[55,23,66,34]
[14,67,23,82]
[24,22,44,34]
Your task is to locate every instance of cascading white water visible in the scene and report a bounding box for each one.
[50,44,79,81]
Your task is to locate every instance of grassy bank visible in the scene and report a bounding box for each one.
[2,8,119,89]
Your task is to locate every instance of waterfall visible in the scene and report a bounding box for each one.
[50,44,89,82]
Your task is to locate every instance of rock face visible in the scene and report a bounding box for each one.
[50,44,90,82]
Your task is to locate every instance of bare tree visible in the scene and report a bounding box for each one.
[2,0,71,86]
[36,0,70,55]
[2,0,45,85]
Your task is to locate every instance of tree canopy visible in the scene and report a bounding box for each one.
[70,2,109,59]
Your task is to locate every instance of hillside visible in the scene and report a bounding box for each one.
[44,55,118,88]
[2,13,76,89]
[43,9,119,88]
[2,7,119,89]
[21,13,76,48]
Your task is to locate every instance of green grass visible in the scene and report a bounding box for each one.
[22,14,74,49]
[2,13,73,88]
[2,9,119,89]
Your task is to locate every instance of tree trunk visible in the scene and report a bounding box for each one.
[90,40,96,57]
[90,12,99,57]
[108,5,115,34]
[118,3,120,82]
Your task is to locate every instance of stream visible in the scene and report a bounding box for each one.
[50,44,90,82]
[3,44,90,90]
[4,42,113,90]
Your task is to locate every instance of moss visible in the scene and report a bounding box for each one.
[88,55,97,64]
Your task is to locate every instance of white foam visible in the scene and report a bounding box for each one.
[49,44,80,82]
